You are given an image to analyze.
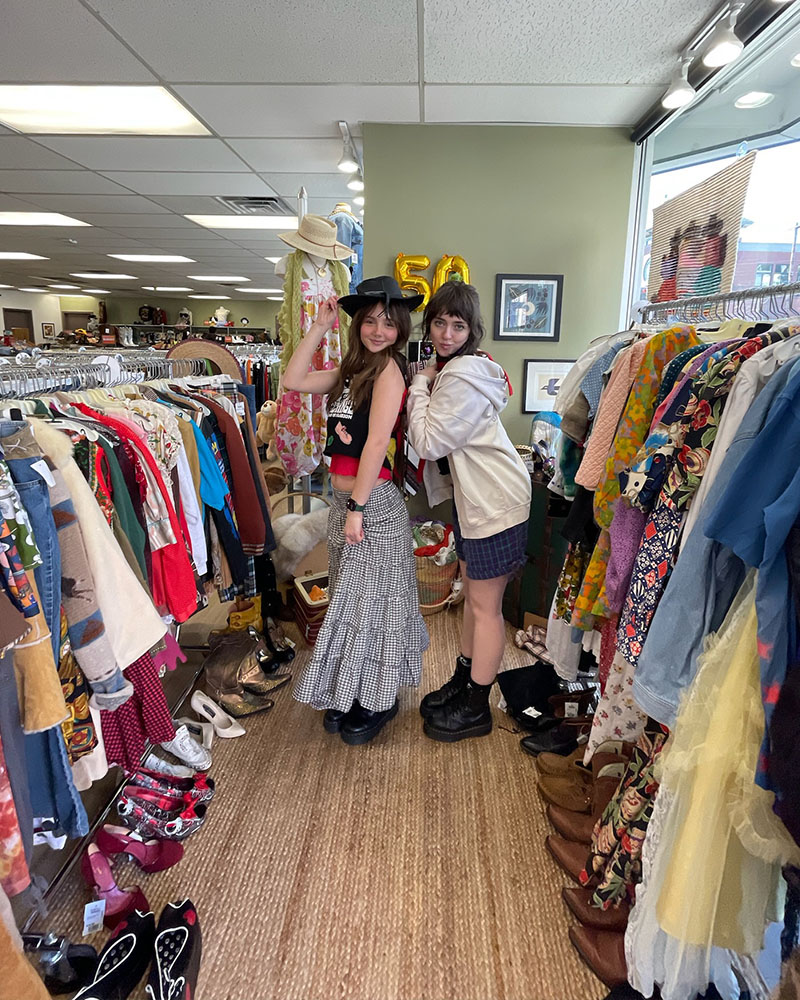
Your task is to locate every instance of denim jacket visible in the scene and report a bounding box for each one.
[329,211,363,292]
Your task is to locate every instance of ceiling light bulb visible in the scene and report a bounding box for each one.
[353,195,365,207]
[347,172,365,192]
[337,148,359,173]
[735,90,775,108]
[791,52,800,68]
[703,9,744,68]
[661,58,696,110]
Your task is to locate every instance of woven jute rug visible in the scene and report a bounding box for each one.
[38,607,605,1000]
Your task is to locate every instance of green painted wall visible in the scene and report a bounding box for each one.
[363,123,635,443]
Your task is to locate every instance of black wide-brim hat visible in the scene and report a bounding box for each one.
[338,275,424,317]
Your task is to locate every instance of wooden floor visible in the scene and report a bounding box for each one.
[41,608,605,1000]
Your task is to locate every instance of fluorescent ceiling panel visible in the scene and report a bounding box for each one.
[70,272,137,279]
[189,294,230,299]
[186,215,297,230]
[234,287,282,293]
[109,254,196,262]
[0,251,49,259]
[0,212,90,226]
[187,275,249,281]
[0,86,209,135]
[82,288,111,293]
[142,286,194,291]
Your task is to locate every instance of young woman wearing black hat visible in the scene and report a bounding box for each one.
[286,276,429,745]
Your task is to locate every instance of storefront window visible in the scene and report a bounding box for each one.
[634,5,800,305]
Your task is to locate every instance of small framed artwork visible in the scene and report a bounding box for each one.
[494,274,563,342]
[522,359,574,413]
[41,322,56,338]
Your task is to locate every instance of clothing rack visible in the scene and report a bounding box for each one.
[640,280,800,324]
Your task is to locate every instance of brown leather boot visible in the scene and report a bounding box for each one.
[545,835,589,882]
[546,803,595,845]
[538,761,626,813]
[562,886,630,932]
[568,926,627,987]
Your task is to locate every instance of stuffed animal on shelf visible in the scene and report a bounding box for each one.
[257,399,278,460]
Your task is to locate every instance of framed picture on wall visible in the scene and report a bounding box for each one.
[41,322,56,338]
[522,359,574,413]
[494,274,563,342]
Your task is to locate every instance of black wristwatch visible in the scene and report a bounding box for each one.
[346,498,366,513]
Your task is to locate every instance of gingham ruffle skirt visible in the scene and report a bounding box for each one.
[293,481,429,713]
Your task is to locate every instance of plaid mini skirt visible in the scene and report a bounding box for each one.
[452,506,528,580]
[293,481,429,713]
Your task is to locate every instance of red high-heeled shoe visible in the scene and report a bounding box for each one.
[80,844,149,930]
[95,824,184,873]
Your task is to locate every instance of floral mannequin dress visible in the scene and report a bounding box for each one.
[275,255,348,477]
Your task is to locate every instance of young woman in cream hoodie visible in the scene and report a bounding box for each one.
[407,282,531,742]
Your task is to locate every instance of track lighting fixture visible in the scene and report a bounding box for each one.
[337,121,359,174]
[661,56,696,109]
[703,4,745,68]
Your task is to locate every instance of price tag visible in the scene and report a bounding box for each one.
[522,706,543,719]
[83,899,106,936]
[235,401,246,417]
[563,700,579,718]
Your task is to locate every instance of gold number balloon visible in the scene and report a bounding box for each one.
[433,254,471,291]
[394,253,431,311]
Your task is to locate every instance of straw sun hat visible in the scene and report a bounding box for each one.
[278,214,354,261]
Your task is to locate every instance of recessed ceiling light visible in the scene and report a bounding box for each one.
[48,283,81,289]
[264,256,282,264]
[187,275,249,282]
[0,85,209,135]
[70,272,137,280]
[142,285,194,292]
[735,91,775,108]
[0,213,89,227]
[234,287,282,293]
[0,251,50,260]
[17,287,48,292]
[82,288,111,294]
[109,254,196,263]
[185,215,297,230]
[189,294,231,300]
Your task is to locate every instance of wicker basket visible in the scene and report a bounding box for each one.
[264,464,288,495]
[415,554,459,606]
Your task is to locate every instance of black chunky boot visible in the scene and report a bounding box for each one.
[419,655,472,718]
[423,679,493,742]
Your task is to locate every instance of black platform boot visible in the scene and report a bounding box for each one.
[423,679,493,742]
[419,655,472,719]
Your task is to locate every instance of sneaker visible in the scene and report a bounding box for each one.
[143,753,197,779]
[160,725,212,772]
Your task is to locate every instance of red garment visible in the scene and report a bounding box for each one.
[100,653,175,770]
[0,731,29,896]
[329,455,392,481]
[74,404,197,623]
[598,616,618,695]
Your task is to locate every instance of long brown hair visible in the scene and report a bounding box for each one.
[328,302,412,412]
[422,281,486,358]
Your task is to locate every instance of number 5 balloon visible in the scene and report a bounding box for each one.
[394,253,431,311]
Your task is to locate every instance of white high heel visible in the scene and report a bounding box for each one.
[174,716,214,749]
[190,690,246,739]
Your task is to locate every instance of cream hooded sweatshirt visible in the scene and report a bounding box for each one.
[407,355,531,538]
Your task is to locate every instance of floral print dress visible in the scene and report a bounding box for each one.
[275,269,342,477]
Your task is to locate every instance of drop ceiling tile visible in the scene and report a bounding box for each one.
[260,172,357,200]
[0,194,43,211]
[175,85,419,138]
[2,0,156,82]
[424,0,720,86]
[35,137,250,172]
[90,0,418,83]
[228,139,342,173]
[7,193,171,214]
[425,84,663,127]
[0,171,130,195]
[306,197,355,216]
[98,172,275,196]
[0,137,89,170]
[144,195,242,214]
